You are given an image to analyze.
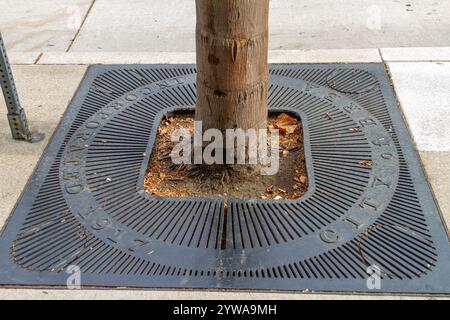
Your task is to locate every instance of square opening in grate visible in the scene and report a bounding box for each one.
[144,110,308,200]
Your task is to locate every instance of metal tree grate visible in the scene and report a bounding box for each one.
[0,64,448,294]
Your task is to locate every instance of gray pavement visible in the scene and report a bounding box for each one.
[0,0,92,52]
[0,289,445,300]
[1,0,450,52]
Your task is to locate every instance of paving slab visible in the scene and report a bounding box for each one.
[71,0,196,52]
[71,0,450,52]
[0,65,88,230]
[419,151,450,232]
[37,49,381,65]
[0,289,446,300]
[381,47,450,62]
[387,62,450,152]
[7,52,41,65]
[269,49,381,63]
[38,51,197,65]
[0,0,93,52]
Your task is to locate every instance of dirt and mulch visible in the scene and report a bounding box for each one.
[144,112,308,200]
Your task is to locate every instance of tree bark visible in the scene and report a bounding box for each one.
[195,0,269,134]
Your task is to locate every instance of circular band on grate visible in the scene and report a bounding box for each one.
[9,66,437,281]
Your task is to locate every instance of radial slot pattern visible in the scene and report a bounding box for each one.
[0,64,448,294]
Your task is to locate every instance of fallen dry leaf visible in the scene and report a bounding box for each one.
[272,113,298,135]
[267,185,277,194]
[359,160,372,167]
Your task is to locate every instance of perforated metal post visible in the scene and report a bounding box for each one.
[0,32,44,142]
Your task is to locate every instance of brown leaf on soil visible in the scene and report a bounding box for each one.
[299,175,308,184]
[272,113,298,135]
[267,185,277,194]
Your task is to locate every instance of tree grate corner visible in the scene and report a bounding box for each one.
[0,64,449,294]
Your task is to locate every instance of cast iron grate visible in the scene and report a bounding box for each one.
[0,64,449,294]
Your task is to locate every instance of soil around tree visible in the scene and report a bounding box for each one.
[144,111,308,200]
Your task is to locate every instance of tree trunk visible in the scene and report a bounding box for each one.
[195,0,269,134]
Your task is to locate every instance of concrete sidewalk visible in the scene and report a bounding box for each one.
[1,0,450,53]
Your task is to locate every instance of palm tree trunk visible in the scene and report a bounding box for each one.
[195,0,269,134]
